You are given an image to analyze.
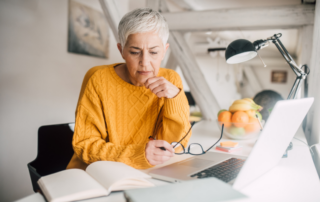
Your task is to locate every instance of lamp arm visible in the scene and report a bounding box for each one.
[261,34,309,99]
[272,40,303,77]
[293,79,302,99]
[270,34,297,65]
[288,77,302,99]
[265,34,307,79]
[272,41,301,77]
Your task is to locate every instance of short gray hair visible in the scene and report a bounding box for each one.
[118,8,169,48]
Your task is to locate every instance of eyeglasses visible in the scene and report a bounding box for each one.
[171,122,224,155]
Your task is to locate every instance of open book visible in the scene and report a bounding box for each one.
[38,161,154,202]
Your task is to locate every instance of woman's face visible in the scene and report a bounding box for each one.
[117,31,169,86]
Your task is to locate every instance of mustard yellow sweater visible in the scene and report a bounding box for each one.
[67,63,191,170]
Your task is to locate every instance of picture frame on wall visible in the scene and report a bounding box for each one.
[271,71,287,83]
[68,0,109,58]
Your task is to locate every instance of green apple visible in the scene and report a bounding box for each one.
[229,126,246,136]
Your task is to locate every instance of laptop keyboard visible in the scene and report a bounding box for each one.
[190,158,245,183]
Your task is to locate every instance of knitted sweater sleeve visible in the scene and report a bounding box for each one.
[72,72,152,169]
[155,70,191,150]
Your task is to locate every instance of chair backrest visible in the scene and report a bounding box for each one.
[185,91,196,106]
[28,123,74,192]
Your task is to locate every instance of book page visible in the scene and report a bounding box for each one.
[38,169,109,202]
[86,161,154,192]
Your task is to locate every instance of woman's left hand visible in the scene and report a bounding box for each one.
[145,77,180,98]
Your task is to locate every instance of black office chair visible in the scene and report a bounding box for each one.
[28,123,75,192]
[185,91,196,106]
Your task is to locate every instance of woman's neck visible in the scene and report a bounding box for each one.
[114,64,144,87]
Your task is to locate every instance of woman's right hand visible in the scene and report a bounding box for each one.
[145,140,175,166]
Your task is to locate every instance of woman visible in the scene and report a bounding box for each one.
[67,8,191,170]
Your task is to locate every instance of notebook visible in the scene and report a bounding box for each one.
[124,178,247,202]
[38,161,154,202]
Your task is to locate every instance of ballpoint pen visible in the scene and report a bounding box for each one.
[149,136,166,151]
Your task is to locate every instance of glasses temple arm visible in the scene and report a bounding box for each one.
[173,121,196,148]
[205,124,224,153]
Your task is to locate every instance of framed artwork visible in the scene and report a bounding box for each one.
[68,0,109,58]
[271,71,287,83]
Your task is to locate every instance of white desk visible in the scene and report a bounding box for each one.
[17,120,320,202]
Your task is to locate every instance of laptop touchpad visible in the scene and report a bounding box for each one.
[178,158,214,168]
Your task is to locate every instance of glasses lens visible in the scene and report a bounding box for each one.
[189,143,204,155]
[171,142,184,154]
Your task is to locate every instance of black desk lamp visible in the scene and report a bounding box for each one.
[225,33,310,99]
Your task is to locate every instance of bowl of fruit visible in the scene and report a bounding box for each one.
[217,98,264,140]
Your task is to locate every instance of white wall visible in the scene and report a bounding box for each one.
[0,0,127,201]
[196,56,241,109]
[246,57,297,99]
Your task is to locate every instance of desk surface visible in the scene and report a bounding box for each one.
[18,120,320,202]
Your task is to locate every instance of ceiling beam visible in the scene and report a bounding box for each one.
[169,0,200,11]
[162,4,315,31]
[169,31,221,120]
[162,49,178,70]
[99,0,122,43]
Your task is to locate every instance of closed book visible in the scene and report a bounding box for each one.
[124,178,247,202]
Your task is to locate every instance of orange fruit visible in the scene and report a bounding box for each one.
[218,111,232,127]
[245,110,256,118]
[231,111,249,127]
[244,117,260,133]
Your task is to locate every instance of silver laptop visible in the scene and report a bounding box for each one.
[149,98,314,190]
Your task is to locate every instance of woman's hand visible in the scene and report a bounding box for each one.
[145,140,175,166]
[145,77,180,98]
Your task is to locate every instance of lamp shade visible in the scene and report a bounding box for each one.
[225,39,257,64]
